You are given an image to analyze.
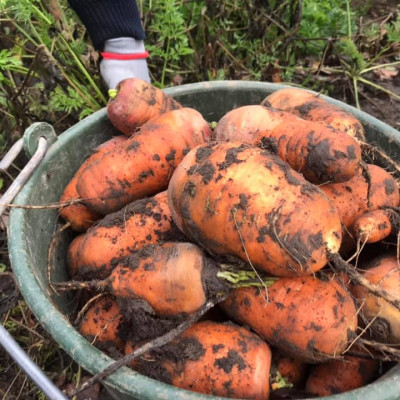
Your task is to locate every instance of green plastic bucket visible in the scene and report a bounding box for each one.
[8,81,400,400]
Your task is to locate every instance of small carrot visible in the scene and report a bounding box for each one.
[78,295,127,352]
[351,253,400,344]
[270,350,307,390]
[305,356,379,396]
[107,78,182,135]
[352,209,393,244]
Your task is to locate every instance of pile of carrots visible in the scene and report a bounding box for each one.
[56,78,400,399]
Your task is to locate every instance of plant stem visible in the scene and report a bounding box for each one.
[58,35,107,104]
[353,76,360,109]
[361,60,400,74]
[358,76,400,101]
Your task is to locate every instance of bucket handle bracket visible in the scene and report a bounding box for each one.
[23,122,58,159]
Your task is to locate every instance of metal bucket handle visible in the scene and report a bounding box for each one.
[0,123,67,400]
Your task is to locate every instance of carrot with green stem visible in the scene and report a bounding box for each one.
[55,242,259,319]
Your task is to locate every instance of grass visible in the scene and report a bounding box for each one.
[0,0,399,398]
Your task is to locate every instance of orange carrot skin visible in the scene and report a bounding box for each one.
[352,253,400,343]
[106,242,229,318]
[220,277,358,362]
[263,88,366,141]
[352,209,392,243]
[59,135,127,231]
[271,350,307,389]
[107,78,182,135]
[77,108,212,215]
[214,105,362,184]
[320,164,399,247]
[66,191,182,280]
[127,321,272,400]
[168,141,342,277]
[78,295,126,351]
[305,356,379,396]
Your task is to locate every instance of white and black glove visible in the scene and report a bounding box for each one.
[100,37,150,89]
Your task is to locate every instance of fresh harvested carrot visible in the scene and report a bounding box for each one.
[107,78,182,135]
[305,356,379,396]
[220,276,358,362]
[320,164,399,231]
[76,107,212,215]
[263,87,366,141]
[66,191,183,280]
[213,105,361,184]
[59,135,127,231]
[60,242,231,318]
[270,350,307,391]
[168,141,342,277]
[126,321,272,400]
[351,253,400,343]
[352,209,393,244]
[78,295,127,351]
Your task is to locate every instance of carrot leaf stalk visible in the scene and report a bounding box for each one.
[216,269,277,288]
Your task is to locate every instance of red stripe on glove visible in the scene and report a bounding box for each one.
[100,51,150,60]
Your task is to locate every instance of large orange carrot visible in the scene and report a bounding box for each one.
[59,135,127,231]
[305,356,379,396]
[66,191,183,279]
[126,321,272,400]
[107,78,182,135]
[214,105,362,184]
[263,87,366,141]
[76,107,212,215]
[221,277,358,362]
[168,141,342,277]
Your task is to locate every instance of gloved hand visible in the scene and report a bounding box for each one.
[100,37,151,89]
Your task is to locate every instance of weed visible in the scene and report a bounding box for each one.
[0,0,106,139]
